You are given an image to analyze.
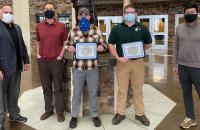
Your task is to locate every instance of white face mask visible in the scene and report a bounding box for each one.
[2,13,14,24]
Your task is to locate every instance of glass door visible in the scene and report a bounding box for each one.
[152,15,168,49]
[138,15,168,50]
[98,17,109,42]
[98,16,122,42]
[137,15,153,35]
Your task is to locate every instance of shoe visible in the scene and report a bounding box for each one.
[57,112,65,122]
[0,127,4,130]
[112,113,125,125]
[40,111,54,120]
[92,117,101,127]
[135,115,150,126]
[9,114,27,123]
[69,117,78,129]
[180,117,197,129]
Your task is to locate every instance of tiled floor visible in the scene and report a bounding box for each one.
[4,49,200,130]
[17,85,175,130]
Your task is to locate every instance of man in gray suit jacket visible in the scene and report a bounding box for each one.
[0,6,30,130]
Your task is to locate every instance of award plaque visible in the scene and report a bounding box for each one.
[75,42,97,60]
[122,41,145,59]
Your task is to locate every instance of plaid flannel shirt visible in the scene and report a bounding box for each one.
[66,26,107,70]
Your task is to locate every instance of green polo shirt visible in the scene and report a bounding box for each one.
[108,22,152,57]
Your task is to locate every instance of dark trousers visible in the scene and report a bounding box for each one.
[178,64,200,119]
[38,58,65,113]
[0,70,21,128]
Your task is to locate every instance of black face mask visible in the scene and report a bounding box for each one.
[44,10,55,19]
[184,14,198,23]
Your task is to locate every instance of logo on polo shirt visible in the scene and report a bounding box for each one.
[135,27,142,32]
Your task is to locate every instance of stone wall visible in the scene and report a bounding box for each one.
[96,1,200,46]
[29,0,72,56]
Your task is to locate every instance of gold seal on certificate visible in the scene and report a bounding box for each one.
[122,41,145,59]
[75,42,97,60]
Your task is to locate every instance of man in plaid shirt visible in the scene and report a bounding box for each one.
[65,8,107,129]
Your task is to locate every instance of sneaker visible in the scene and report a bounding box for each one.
[57,112,65,122]
[112,113,125,125]
[9,114,27,123]
[92,117,101,127]
[40,111,54,120]
[135,115,150,126]
[180,117,197,129]
[69,117,78,129]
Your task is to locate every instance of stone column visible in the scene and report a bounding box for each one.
[13,0,31,55]
[123,0,131,9]
[71,3,76,28]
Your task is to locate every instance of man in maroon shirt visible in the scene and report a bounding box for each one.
[36,2,67,122]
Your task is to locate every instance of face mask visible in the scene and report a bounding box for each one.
[79,17,91,32]
[184,14,198,23]
[44,10,55,19]
[124,13,136,23]
[2,13,14,24]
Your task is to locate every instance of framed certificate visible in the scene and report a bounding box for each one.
[75,42,97,60]
[122,41,145,59]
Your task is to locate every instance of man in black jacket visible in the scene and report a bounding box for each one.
[0,6,30,130]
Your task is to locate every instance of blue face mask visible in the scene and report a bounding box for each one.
[79,17,91,32]
[123,13,136,23]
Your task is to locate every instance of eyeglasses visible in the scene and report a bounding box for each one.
[124,11,135,14]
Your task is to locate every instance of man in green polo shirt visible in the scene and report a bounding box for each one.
[108,4,152,126]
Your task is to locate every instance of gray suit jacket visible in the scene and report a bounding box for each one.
[0,21,30,76]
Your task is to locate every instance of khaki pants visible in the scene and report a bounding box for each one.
[116,59,145,116]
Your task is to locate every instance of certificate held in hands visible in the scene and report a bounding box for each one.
[122,41,145,59]
[75,42,97,60]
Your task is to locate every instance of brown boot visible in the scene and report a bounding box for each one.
[57,112,65,122]
[40,111,54,120]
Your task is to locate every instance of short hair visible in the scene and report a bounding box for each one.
[0,5,12,10]
[124,4,136,13]
[184,3,199,13]
[43,2,56,10]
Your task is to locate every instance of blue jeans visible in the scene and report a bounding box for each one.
[71,68,99,117]
[178,64,200,119]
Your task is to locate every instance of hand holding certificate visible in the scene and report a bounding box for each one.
[122,41,145,59]
[75,42,97,60]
